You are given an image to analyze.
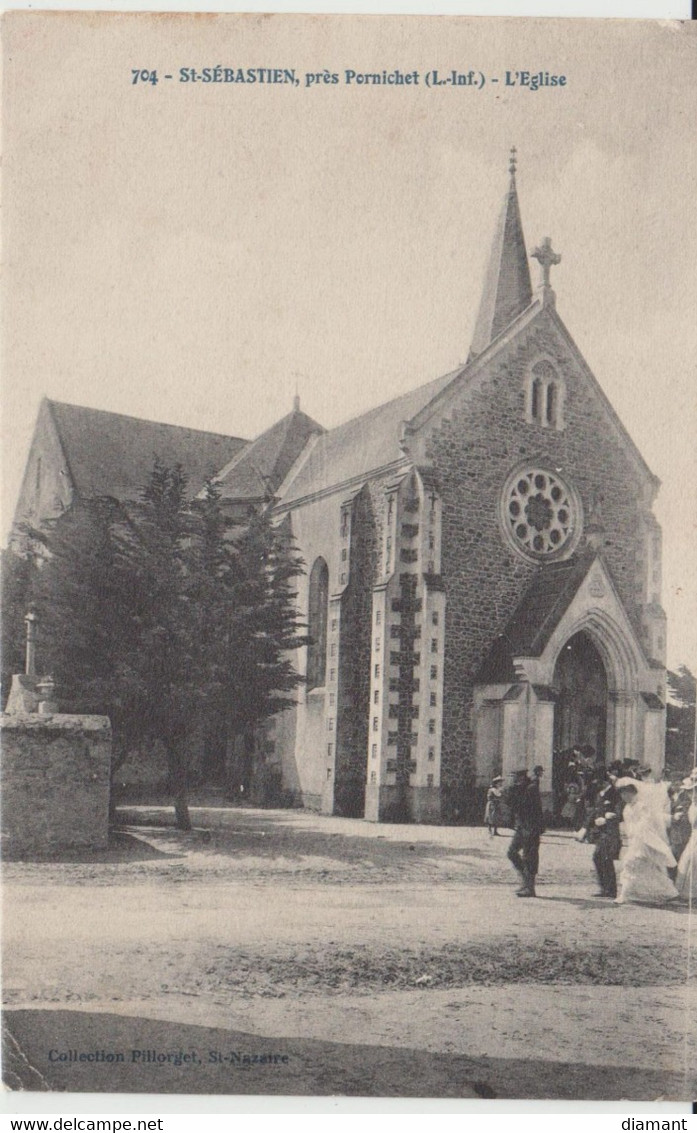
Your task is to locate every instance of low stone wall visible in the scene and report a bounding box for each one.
[1,713,111,856]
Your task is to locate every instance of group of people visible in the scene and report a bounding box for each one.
[484,761,697,903]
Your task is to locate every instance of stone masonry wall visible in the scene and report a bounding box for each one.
[424,311,656,818]
[281,468,393,812]
[1,714,111,855]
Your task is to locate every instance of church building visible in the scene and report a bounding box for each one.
[14,153,667,822]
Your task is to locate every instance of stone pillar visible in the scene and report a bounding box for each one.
[24,610,37,677]
[641,696,666,778]
[0,714,112,855]
[500,684,526,778]
[609,689,637,763]
[530,685,556,804]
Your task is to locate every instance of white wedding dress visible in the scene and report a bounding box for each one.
[617,781,678,904]
[676,801,697,901]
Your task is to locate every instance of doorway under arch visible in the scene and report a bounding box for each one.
[553,630,609,758]
[552,631,609,811]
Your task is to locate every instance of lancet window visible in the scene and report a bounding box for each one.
[526,360,565,429]
[307,557,329,689]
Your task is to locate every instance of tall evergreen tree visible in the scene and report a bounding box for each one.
[187,486,308,794]
[26,498,144,779]
[115,461,203,829]
[4,462,307,830]
[225,511,307,739]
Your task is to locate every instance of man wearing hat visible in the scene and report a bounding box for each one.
[587,766,621,898]
[505,768,545,897]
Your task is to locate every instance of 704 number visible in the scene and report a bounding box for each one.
[131,70,158,85]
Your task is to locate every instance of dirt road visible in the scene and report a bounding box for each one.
[3,807,695,1099]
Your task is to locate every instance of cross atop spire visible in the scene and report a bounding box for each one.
[509,146,517,177]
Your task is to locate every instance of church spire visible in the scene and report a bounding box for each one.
[469,148,533,359]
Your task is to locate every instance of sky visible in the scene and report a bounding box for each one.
[2,13,696,671]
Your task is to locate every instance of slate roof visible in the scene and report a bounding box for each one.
[213,403,324,502]
[476,552,596,683]
[278,368,460,506]
[47,400,248,501]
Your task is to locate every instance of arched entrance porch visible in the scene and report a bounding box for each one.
[473,556,664,805]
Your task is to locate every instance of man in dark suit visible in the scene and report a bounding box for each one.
[588,769,621,898]
[506,768,545,897]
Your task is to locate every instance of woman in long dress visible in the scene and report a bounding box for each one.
[483,776,504,836]
[676,793,697,901]
[615,777,678,904]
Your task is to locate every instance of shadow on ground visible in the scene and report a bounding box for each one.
[114,807,489,868]
[1,832,180,865]
[2,1009,686,1100]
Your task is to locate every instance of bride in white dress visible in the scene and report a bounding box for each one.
[615,777,678,904]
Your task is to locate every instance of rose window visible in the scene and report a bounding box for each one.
[501,468,579,560]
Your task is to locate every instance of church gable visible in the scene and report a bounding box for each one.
[477,551,654,691]
[418,306,657,654]
[403,303,656,502]
[12,398,75,531]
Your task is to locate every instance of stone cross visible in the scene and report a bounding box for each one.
[532,237,561,289]
[24,610,37,678]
